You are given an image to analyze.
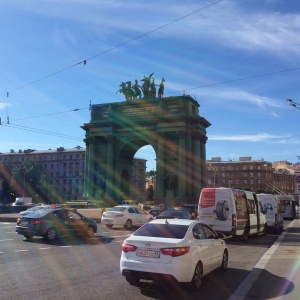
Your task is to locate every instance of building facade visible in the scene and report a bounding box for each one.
[206,157,295,195]
[0,147,146,202]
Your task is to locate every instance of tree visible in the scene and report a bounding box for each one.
[10,161,52,203]
[146,170,156,177]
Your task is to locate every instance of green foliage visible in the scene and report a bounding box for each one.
[1,160,53,204]
[146,170,156,177]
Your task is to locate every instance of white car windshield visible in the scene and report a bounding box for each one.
[133,223,189,239]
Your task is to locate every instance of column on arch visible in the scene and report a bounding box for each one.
[105,136,114,199]
[87,136,96,198]
[185,129,192,200]
[156,133,165,199]
[83,138,90,198]
[200,135,208,189]
[177,131,186,199]
[192,133,202,199]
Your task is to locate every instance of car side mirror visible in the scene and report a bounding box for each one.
[217,232,226,239]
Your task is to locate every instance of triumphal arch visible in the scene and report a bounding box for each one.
[81,75,210,204]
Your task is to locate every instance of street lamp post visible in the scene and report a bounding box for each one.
[22,166,33,198]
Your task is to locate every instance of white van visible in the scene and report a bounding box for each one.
[277,195,297,220]
[256,194,283,233]
[199,188,266,240]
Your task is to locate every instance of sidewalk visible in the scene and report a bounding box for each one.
[229,219,300,300]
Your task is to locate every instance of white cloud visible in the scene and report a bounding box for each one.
[0,103,9,110]
[209,133,289,142]
[195,87,284,110]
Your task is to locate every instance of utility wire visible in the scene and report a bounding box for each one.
[286,98,300,110]
[0,0,224,98]
[166,67,300,95]
[0,123,82,141]
[11,107,88,122]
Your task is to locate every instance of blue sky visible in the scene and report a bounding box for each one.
[0,0,300,171]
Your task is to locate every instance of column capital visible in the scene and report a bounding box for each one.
[200,135,208,144]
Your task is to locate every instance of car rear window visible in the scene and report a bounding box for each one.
[133,223,189,239]
[110,207,126,212]
[26,210,49,217]
[159,211,189,217]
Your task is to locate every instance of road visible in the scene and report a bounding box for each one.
[0,222,289,300]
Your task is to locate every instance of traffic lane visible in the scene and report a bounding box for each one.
[0,223,281,300]
[0,227,127,300]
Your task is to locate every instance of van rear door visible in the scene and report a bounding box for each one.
[199,188,233,234]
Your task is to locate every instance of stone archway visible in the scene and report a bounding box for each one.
[81,95,210,205]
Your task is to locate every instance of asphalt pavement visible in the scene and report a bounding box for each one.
[1,212,300,299]
[229,218,300,300]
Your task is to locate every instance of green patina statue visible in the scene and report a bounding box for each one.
[116,72,165,100]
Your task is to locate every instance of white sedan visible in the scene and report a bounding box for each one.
[101,205,153,230]
[120,219,228,290]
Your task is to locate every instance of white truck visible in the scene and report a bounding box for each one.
[256,194,283,233]
[12,197,33,206]
[199,188,267,240]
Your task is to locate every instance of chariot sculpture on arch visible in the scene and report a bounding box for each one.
[116,72,165,100]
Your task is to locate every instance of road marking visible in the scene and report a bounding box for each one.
[15,250,29,252]
[39,247,52,250]
[0,239,14,242]
[61,246,72,248]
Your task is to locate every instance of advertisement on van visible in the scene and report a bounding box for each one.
[199,188,233,234]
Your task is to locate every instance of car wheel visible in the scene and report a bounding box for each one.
[105,225,113,229]
[126,277,139,286]
[125,219,133,230]
[45,228,57,241]
[219,250,228,272]
[24,233,33,240]
[86,226,95,237]
[190,262,203,291]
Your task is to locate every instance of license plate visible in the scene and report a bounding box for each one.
[21,221,28,226]
[136,249,160,258]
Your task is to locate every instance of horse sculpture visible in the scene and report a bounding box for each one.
[116,82,136,100]
[116,73,164,100]
[158,77,165,98]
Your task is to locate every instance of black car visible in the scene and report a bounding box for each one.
[149,205,175,217]
[16,205,97,241]
[154,210,194,220]
[178,204,199,219]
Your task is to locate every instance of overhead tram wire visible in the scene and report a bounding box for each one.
[0,123,82,141]
[286,98,300,110]
[11,107,88,122]
[0,0,224,99]
[165,66,300,95]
